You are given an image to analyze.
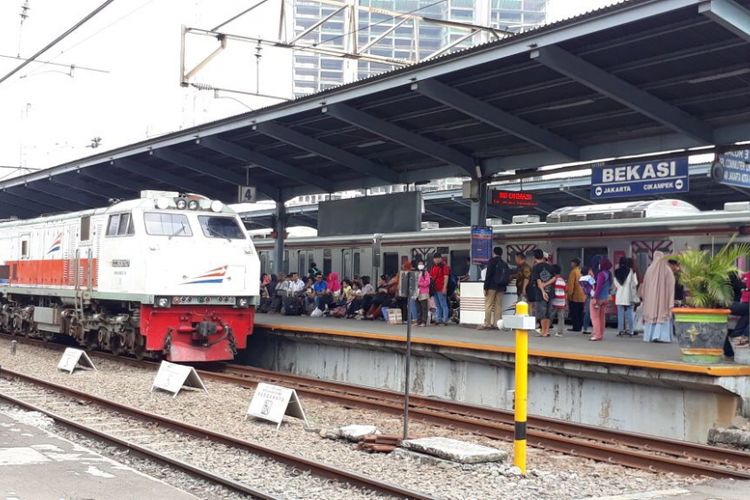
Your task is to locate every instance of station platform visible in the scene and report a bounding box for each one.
[0,408,195,500]
[247,313,750,443]
[254,314,750,376]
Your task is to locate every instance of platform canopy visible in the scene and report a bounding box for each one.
[2,0,750,219]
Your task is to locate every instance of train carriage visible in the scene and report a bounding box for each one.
[254,200,750,280]
[0,191,260,362]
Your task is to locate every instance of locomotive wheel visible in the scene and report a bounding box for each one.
[10,316,22,336]
[133,334,146,360]
[41,329,55,342]
[84,330,99,350]
[110,334,125,356]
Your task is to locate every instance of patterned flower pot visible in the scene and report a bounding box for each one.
[672,308,730,364]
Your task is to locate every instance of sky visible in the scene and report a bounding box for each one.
[0,0,617,177]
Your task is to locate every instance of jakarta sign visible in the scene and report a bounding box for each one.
[591,157,689,200]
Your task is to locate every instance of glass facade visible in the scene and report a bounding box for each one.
[293,0,547,96]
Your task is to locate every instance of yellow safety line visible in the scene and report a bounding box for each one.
[254,322,750,377]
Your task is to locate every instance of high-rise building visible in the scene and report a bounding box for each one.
[292,0,548,96]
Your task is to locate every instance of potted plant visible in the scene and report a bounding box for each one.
[673,239,750,363]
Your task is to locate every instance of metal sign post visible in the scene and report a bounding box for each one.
[403,271,413,441]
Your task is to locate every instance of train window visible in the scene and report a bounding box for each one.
[144,213,193,237]
[353,251,361,277]
[323,249,332,276]
[557,247,608,275]
[80,216,91,241]
[298,252,306,276]
[450,250,470,277]
[106,213,134,237]
[198,216,245,239]
[21,240,28,258]
[383,252,399,277]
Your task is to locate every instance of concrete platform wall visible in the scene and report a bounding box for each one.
[243,330,743,443]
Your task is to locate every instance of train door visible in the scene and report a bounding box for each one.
[557,246,608,275]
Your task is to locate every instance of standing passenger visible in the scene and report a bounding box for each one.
[514,252,531,301]
[579,266,595,334]
[429,253,451,326]
[416,261,431,326]
[641,252,675,343]
[551,264,567,337]
[614,257,638,336]
[566,258,585,332]
[481,246,509,330]
[589,257,613,341]
[530,249,555,337]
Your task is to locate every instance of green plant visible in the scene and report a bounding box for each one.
[675,238,750,308]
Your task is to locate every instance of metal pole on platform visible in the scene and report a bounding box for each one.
[514,300,529,474]
[403,271,413,441]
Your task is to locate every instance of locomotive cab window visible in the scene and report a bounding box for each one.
[198,216,245,239]
[144,213,192,237]
[80,215,91,241]
[106,213,135,236]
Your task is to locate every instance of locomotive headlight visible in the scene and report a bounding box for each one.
[236,297,250,308]
[155,296,171,308]
[210,200,224,212]
[188,199,199,210]
[175,198,188,210]
[155,197,170,210]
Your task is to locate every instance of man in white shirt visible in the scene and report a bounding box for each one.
[289,272,306,295]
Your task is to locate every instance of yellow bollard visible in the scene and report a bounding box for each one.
[514,300,529,475]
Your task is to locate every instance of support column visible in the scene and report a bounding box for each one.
[469,178,489,281]
[273,202,288,275]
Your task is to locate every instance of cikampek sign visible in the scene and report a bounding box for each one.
[590,157,689,200]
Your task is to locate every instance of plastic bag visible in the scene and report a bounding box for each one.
[310,307,324,318]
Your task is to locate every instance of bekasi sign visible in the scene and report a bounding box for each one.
[590,157,689,200]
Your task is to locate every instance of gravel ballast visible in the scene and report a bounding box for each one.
[0,338,714,499]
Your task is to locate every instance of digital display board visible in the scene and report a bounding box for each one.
[490,190,537,207]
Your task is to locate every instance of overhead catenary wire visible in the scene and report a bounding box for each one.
[0,0,118,87]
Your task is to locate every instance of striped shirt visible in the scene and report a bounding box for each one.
[552,276,567,309]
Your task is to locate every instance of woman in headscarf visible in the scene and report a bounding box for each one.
[641,251,675,343]
[590,256,613,341]
[614,256,638,336]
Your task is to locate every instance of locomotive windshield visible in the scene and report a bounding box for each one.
[198,216,245,239]
[144,213,193,237]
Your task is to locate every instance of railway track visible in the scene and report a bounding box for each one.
[0,366,432,500]
[4,334,750,480]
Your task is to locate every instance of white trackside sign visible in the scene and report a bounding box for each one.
[57,348,97,374]
[151,361,207,397]
[246,382,309,429]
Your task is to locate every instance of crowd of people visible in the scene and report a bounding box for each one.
[480,247,750,348]
[258,254,459,326]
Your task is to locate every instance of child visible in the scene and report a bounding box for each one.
[579,266,595,334]
[551,264,567,337]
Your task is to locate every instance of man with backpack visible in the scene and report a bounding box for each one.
[480,246,510,330]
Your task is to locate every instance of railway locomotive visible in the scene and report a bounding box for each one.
[0,191,259,362]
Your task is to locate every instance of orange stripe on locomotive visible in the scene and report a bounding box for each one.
[7,259,99,288]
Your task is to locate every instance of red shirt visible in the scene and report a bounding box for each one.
[430,262,451,292]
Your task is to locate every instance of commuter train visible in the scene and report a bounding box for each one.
[253,200,750,279]
[0,191,260,362]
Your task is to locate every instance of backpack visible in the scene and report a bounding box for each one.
[493,260,512,288]
[447,272,459,296]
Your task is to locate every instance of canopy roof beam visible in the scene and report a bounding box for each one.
[700,0,750,41]
[414,79,580,161]
[325,103,477,176]
[530,45,715,145]
[114,158,227,199]
[201,137,334,193]
[255,122,400,185]
[152,149,279,201]
[27,182,100,208]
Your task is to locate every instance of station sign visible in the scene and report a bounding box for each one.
[713,149,750,188]
[490,189,537,207]
[590,157,689,200]
[470,225,493,265]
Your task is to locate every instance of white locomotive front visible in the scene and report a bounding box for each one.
[0,191,260,362]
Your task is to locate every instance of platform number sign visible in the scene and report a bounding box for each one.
[238,186,257,203]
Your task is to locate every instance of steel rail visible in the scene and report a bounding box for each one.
[0,366,433,500]
[5,334,750,479]
[0,389,279,500]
